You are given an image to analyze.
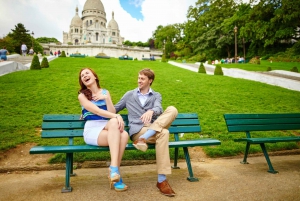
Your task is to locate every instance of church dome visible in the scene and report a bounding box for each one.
[108,12,119,30]
[71,7,82,27]
[83,0,105,12]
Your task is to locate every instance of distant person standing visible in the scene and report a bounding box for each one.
[50,50,53,56]
[29,47,34,56]
[0,46,9,61]
[21,43,28,56]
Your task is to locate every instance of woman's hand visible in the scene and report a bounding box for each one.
[92,91,107,101]
[116,114,124,132]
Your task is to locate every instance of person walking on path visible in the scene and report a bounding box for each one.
[0,46,9,61]
[78,68,129,192]
[21,43,27,56]
[114,68,178,197]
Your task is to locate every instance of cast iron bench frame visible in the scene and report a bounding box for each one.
[224,113,300,174]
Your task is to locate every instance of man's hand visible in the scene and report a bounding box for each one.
[140,110,154,124]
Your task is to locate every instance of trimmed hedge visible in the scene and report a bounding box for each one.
[41,57,49,68]
[198,62,206,74]
[214,64,223,75]
[30,55,41,70]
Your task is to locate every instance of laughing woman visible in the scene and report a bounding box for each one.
[78,68,128,192]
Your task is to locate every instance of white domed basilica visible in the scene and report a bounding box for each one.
[63,0,124,45]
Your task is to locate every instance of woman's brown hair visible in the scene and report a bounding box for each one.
[78,68,101,100]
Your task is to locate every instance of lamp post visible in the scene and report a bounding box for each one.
[163,39,166,57]
[234,26,238,63]
[31,31,34,48]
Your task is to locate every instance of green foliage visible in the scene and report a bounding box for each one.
[290,67,299,73]
[249,57,261,65]
[198,62,206,74]
[40,57,49,68]
[208,59,212,64]
[267,67,272,71]
[35,37,59,43]
[60,51,66,57]
[30,55,41,70]
[214,64,223,75]
[161,55,167,62]
[67,42,73,45]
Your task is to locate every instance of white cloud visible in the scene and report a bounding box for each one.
[0,0,197,42]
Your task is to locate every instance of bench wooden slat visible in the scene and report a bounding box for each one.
[42,119,201,130]
[226,118,300,126]
[43,113,200,122]
[41,126,201,138]
[234,137,300,143]
[224,113,300,119]
[227,124,300,132]
[30,139,221,154]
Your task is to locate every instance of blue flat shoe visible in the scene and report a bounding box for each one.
[114,181,128,192]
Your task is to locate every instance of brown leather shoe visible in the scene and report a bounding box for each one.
[156,180,176,197]
[133,138,148,152]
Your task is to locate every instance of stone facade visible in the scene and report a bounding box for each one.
[63,0,123,45]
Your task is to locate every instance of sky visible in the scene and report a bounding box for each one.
[0,0,198,42]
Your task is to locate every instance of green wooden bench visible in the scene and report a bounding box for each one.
[224,113,300,174]
[30,113,221,192]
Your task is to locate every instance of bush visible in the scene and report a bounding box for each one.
[30,54,41,70]
[161,55,167,62]
[249,57,260,64]
[291,66,299,73]
[214,64,223,75]
[134,58,138,60]
[208,59,212,64]
[60,51,66,57]
[266,67,272,71]
[198,63,206,74]
[40,57,49,68]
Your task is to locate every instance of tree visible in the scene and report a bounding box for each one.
[7,23,31,53]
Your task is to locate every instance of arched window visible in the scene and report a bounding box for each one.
[75,39,78,45]
[90,20,92,25]
[96,33,99,41]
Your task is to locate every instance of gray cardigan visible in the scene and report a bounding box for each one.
[114,88,163,136]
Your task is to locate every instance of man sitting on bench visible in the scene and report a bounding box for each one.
[115,68,178,197]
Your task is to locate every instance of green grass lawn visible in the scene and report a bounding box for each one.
[0,57,299,163]
[217,60,300,71]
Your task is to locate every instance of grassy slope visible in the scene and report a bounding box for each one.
[0,57,299,162]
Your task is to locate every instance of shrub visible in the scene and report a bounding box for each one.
[161,55,167,62]
[134,58,138,60]
[214,64,223,75]
[290,66,299,73]
[40,57,49,68]
[67,42,73,45]
[30,54,41,70]
[266,67,272,71]
[60,51,66,57]
[249,57,260,64]
[208,59,212,64]
[198,63,206,74]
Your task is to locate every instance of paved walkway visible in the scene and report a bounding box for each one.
[168,61,300,92]
[0,155,299,201]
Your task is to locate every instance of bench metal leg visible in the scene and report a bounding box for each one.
[172,148,180,169]
[183,147,199,182]
[241,142,250,164]
[260,143,278,174]
[62,153,72,193]
[70,153,77,177]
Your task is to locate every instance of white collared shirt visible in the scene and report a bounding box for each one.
[137,88,153,106]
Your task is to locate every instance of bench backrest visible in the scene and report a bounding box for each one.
[42,113,201,141]
[224,113,300,133]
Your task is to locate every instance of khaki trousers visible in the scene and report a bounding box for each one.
[131,106,178,175]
